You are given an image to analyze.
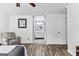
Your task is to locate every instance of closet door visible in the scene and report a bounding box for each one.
[57,18,67,44]
[47,14,67,44]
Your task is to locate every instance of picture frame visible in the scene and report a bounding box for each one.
[18,18,27,28]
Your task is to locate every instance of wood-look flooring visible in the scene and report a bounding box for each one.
[23,44,71,56]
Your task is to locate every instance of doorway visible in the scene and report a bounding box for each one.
[33,16,47,44]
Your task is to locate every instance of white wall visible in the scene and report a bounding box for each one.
[67,3,79,56]
[0,8,9,43]
[46,14,67,44]
[9,15,33,43]
[0,3,67,44]
[0,9,9,32]
[9,14,67,44]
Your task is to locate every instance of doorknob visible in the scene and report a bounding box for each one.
[58,32,60,34]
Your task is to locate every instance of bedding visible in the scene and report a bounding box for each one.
[0,45,26,56]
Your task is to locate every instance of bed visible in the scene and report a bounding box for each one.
[0,45,27,56]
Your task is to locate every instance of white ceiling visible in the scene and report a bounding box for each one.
[0,3,68,15]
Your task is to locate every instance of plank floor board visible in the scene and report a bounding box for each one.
[23,44,71,56]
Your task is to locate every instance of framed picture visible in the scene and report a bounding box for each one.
[18,18,27,28]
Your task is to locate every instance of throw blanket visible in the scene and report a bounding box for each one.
[0,45,16,54]
[0,45,27,56]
